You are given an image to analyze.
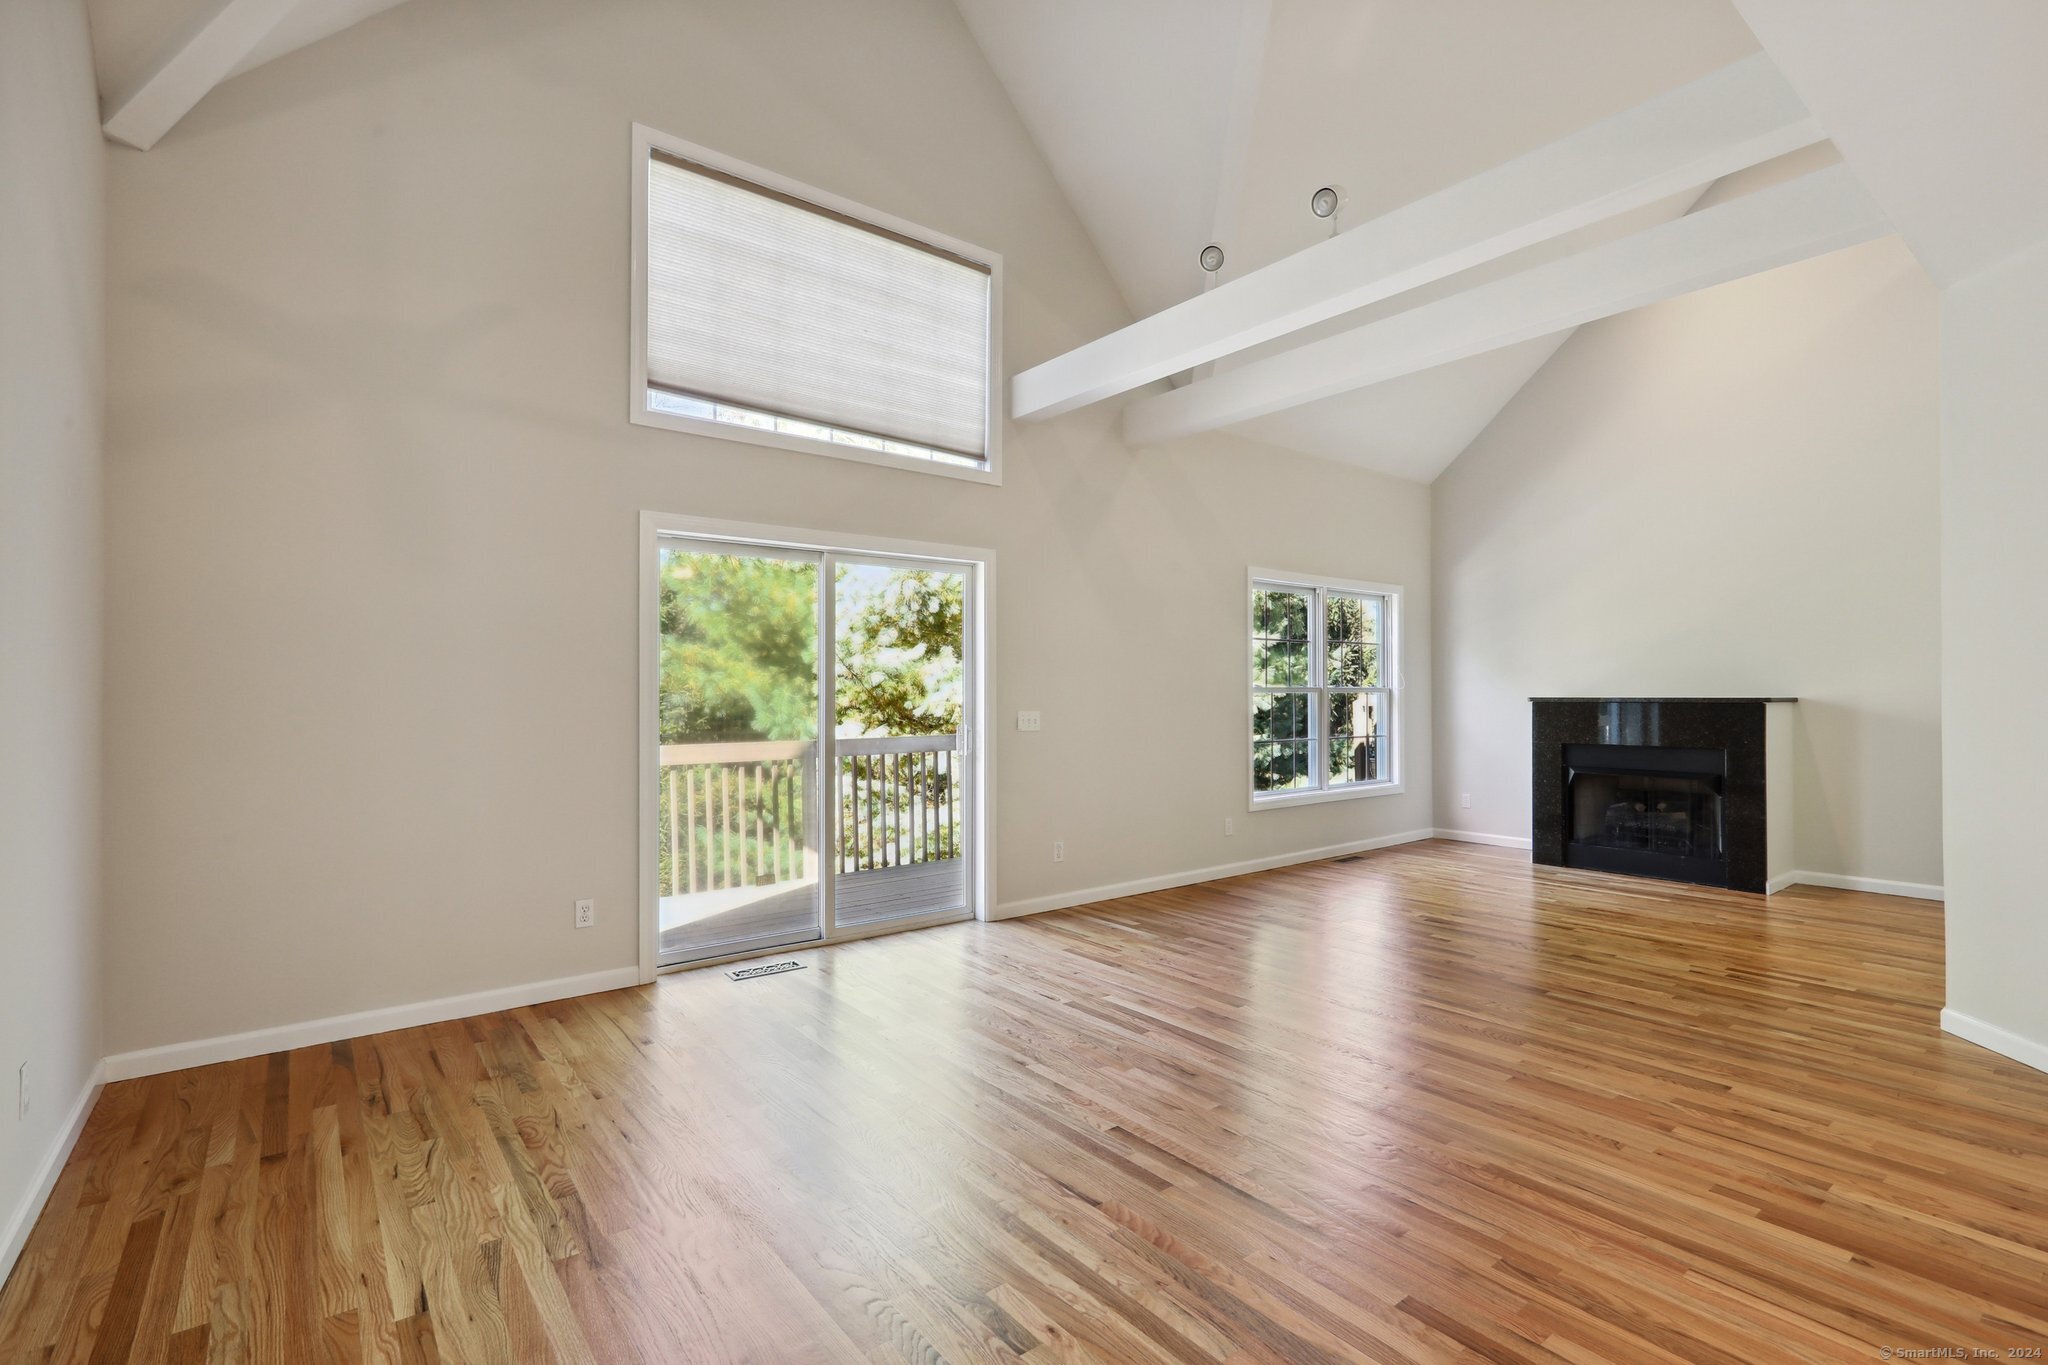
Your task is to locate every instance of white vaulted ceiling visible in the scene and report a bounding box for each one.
[94,0,1993,490]
[958,0,1766,480]
[949,0,1265,324]
[1730,0,2048,288]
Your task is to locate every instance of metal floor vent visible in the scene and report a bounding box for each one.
[727,960,806,982]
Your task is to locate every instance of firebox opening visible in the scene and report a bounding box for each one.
[1560,742,1730,887]
[1570,770,1724,861]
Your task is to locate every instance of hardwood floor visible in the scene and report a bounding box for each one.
[5,840,2047,1363]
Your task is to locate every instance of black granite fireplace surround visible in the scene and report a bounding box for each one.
[1532,699,1792,893]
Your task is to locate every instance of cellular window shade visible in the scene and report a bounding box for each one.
[646,152,992,460]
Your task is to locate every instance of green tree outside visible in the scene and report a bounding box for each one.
[657,551,966,892]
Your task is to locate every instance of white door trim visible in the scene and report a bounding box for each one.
[637,510,996,983]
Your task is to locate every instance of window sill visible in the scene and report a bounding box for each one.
[1250,781,1406,812]
[631,404,1002,485]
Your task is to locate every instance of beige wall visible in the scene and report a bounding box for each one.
[0,0,104,1262]
[100,0,1434,1056]
[1941,241,2048,1061]
[1432,237,1942,891]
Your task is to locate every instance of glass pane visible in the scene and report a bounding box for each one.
[646,387,971,469]
[1252,639,1309,688]
[833,560,969,924]
[1327,593,1380,646]
[1328,691,1387,786]
[1252,587,1312,687]
[657,544,823,965]
[1328,736,1385,786]
[1254,691,1312,741]
[1325,594,1353,643]
[1326,595,1381,685]
[1253,740,1314,793]
[1327,643,1380,688]
[1327,690,1385,738]
[834,563,964,741]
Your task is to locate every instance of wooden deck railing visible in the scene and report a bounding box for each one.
[659,741,810,895]
[658,734,962,897]
[836,735,961,875]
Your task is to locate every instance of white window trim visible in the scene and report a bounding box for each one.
[629,124,1005,486]
[1246,568,1406,811]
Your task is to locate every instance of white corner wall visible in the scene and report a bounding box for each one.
[1432,238,1943,894]
[0,0,106,1275]
[1939,240,2048,1070]
[98,0,1433,1062]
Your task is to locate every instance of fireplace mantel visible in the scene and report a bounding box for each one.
[1530,696,1799,704]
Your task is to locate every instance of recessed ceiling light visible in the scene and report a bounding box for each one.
[1310,186,1344,219]
[1199,243,1226,273]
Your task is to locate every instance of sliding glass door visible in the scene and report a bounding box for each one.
[831,557,972,928]
[655,541,825,965]
[654,535,977,968]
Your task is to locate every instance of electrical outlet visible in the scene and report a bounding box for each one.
[17,1062,28,1121]
[1017,710,1042,732]
[1223,817,1235,835]
[1052,840,1065,862]
[1460,793,1473,809]
[574,898,595,929]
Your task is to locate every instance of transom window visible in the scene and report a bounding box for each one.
[1249,573,1400,805]
[631,125,1002,483]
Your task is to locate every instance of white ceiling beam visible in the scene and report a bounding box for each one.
[1122,162,1887,447]
[1012,53,1824,421]
[102,0,303,151]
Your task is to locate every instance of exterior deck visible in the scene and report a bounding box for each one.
[658,857,966,962]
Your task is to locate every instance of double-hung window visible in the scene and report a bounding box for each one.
[630,125,1002,483]
[1249,573,1401,805]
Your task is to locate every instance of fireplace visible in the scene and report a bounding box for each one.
[1531,699,1795,893]
[1565,743,1726,885]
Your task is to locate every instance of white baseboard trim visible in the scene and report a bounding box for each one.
[1410,836,1942,902]
[989,828,1437,921]
[1429,828,1533,850]
[1772,870,1945,902]
[101,967,643,1083]
[1942,1008,2048,1076]
[1,1061,104,1291]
